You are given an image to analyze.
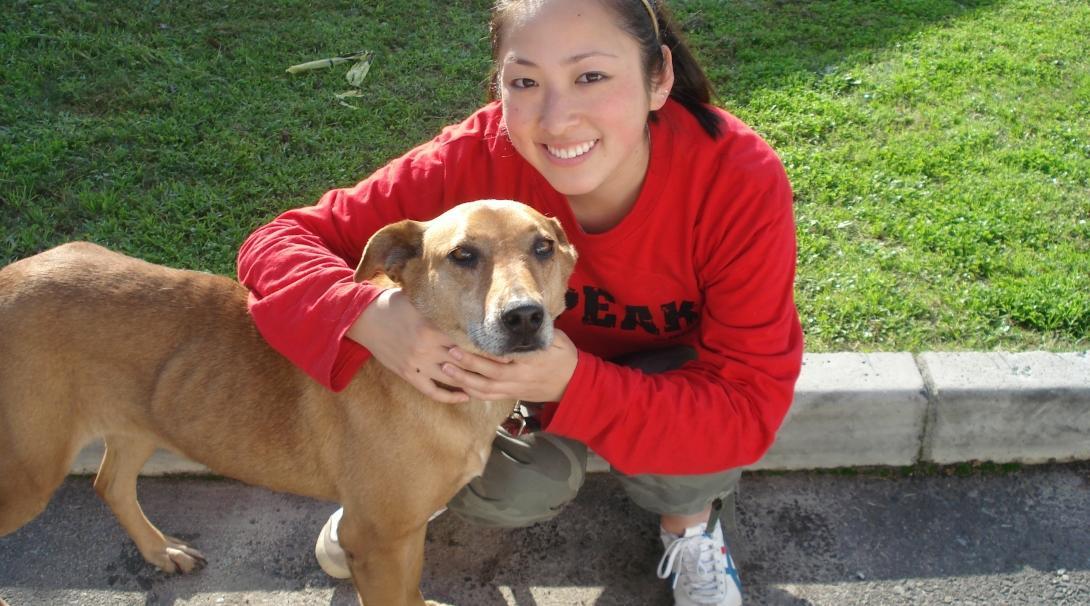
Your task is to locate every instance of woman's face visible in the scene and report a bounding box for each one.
[496,0,671,211]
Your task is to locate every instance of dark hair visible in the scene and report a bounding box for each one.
[487,0,723,139]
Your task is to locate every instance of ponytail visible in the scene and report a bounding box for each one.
[646,1,723,139]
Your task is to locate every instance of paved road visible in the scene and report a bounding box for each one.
[2,463,1088,605]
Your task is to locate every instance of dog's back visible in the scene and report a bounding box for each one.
[0,243,339,536]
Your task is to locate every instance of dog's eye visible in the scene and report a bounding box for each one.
[448,246,478,267]
[533,238,555,260]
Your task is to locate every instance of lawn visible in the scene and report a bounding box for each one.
[1,0,1087,352]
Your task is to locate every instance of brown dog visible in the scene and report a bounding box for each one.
[0,199,577,605]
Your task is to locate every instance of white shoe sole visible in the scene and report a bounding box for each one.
[314,508,351,579]
[314,507,448,580]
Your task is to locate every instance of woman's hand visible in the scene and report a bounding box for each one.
[440,329,579,403]
[347,288,470,403]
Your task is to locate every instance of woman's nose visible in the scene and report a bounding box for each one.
[539,89,579,136]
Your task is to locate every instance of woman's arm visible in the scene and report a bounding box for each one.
[550,162,803,475]
[237,142,454,392]
[439,157,803,475]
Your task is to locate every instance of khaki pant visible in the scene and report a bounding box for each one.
[447,347,741,529]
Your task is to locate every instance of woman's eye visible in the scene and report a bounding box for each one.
[533,239,555,259]
[510,77,537,89]
[448,246,478,267]
[577,72,607,84]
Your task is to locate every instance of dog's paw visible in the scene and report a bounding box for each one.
[145,535,208,574]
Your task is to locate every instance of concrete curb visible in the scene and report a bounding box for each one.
[70,351,1090,476]
[752,350,1090,470]
[746,353,928,470]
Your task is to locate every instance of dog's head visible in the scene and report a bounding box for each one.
[355,200,577,357]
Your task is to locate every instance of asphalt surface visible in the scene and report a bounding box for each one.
[2,464,1088,606]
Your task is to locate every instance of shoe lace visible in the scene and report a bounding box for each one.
[656,532,727,601]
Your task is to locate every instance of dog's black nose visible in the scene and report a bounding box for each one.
[502,304,544,337]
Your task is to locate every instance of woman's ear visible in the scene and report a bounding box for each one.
[650,44,675,111]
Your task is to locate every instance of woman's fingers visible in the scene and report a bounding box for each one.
[415,374,471,403]
[350,289,477,402]
[358,300,577,403]
[440,362,504,400]
[447,348,509,373]
[398,343,471,403]
[441,331,578,402]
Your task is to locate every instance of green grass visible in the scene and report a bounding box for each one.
[2,0,1088,352]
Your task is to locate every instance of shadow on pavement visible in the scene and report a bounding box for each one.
[2,463,1088,605]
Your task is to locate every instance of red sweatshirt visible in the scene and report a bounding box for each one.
[237,99,803,475]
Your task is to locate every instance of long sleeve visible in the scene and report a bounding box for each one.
[544,151,804,476]
[237,138,455,391]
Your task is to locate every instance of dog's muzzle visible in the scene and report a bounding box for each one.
[502,303,544,337]
[501,303,546,352]
[468,300,553,356]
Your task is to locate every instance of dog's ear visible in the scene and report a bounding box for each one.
[355,220,426,284]
[546,216,578,275]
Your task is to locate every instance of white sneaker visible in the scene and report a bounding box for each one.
[314,506,446,579]
[657,518,742,606]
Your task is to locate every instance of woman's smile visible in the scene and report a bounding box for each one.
[544,139,599,162]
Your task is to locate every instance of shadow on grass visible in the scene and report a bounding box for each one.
[1,0,1008,268]
[674,0,1006,107]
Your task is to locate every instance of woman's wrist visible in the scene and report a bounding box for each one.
[545,332,580,403]
[346,288,394,349]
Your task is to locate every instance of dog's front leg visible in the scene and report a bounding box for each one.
[337,508,430,606]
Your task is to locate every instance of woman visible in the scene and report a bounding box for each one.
[238,1,803,604]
